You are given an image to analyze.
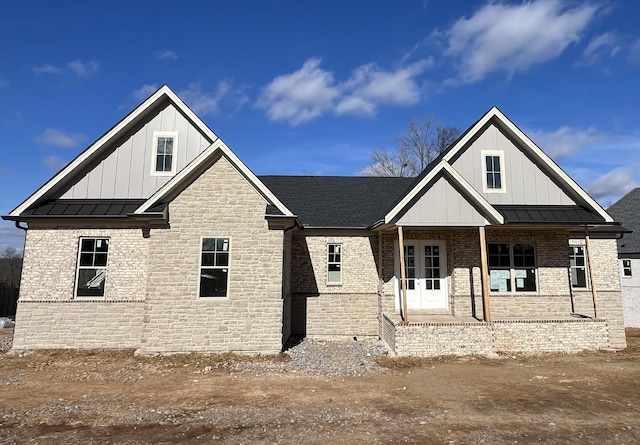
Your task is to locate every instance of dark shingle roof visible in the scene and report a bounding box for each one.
[258,176,414,228]
[495,205,605,225]
[607,188,640,254]
[21,200,147,217]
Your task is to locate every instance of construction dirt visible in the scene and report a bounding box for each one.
[1,330,640,444]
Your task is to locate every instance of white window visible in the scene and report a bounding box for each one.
[488,243,536,292]
[151,131,178,176]
[327,243,342,284]
[76,238,109,297]
[199,237,230,298]
[481,150,505,193]
[569,246,588,288]
[623,259,633,277]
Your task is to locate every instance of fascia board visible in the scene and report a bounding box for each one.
[135,139,294,217]
[489,108,614,223]
[10,85,217,218]
[440,163,504,225]
[383,160,504,225]
[444,106,612,224]
[384,161,446,224]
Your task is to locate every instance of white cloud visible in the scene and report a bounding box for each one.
[588,164,640,199]
[178,81,243,116]
[32,64,63,75]
[256,58,431,125]
[42,155,67,171]
[443,0,601,83]
[528,126,605,159]
[68,60,100,78]
[256,59,340,125]
[582,32,620,63]
[36,128,86,148]
[155,50,178,60]
[133,84,159,102]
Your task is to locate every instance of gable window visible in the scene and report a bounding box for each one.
[200,238,230,298]
[623,259,633,277]
[327,243,342,284]
[152,131,178,176]
[569,246,588,288]
[488,243,536,292]
[76,238,109,297]
[481,150,505,193]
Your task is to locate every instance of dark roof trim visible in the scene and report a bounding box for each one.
[495,205,607,225]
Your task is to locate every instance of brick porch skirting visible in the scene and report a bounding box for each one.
[381,314,611,357]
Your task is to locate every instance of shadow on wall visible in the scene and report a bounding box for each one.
[289,235,319,337]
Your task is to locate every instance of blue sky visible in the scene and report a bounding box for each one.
[1,0,640,251]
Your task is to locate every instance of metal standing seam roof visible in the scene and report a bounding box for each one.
[20,200,148,217]
[607,188,640,254]
[494,205,606,225]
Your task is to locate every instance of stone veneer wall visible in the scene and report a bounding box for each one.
[13,225,148,350]
[289,232,379,337]
[384,314,611,357]
[139,156,284,354]
[12,301,144,349]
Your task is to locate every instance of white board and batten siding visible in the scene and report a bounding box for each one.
[397,175,487,226]
[450,124,577,206]
[61,103,213,199]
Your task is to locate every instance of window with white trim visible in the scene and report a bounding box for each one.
[152,131,178,175]
[481,150,505,193]
[488,243,536,292]
[327,243,342,284]
[569,246,588,288]
[623,259,633,277]
[200,238,230,298]
[76,238,109,297]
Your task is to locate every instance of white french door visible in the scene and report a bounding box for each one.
[395,240,448,310]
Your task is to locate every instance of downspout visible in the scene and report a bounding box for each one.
[280,222,297,349]
[584,225,599,319]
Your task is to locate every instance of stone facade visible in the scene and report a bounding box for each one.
[289,232,379,337]
[13,156,286,353]
[139,156,284,354]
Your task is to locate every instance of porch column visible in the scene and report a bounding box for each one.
[584,226,599,319]
[478,226,492,322]
[397,226,409,323]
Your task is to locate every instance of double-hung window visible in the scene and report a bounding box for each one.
[152,131,178,176]
[482,150,505,193]
[488,243,536,292]
[76,238,109,297]
[327,243,342,284]
[569,246,588,288]
[200,238,230,298]
[623,259,633,277]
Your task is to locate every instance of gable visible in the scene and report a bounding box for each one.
[59,101,213,200]
[449,123,576,206]
[396,174,487,226]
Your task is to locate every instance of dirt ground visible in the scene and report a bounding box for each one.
[1,331,640,445]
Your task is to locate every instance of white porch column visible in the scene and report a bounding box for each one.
[479,226,492,322]
[584,226,599,319]
[397,226,409,323]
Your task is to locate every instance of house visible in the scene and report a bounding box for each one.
[607,189,640,328]
[2,85,627,356]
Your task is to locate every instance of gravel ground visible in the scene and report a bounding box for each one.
[0,330,12,352]
[0,332,388,376]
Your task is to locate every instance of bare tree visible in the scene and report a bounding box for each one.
[0,247,22,288]
[363,116,460,177]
